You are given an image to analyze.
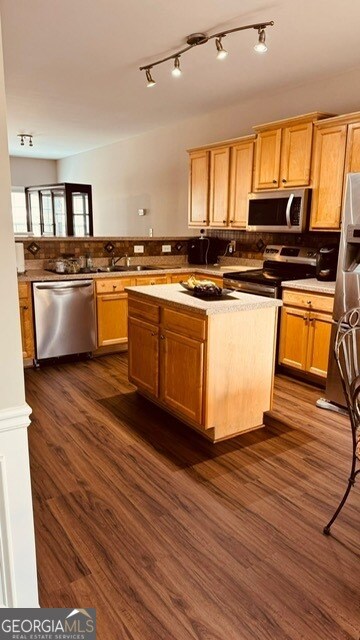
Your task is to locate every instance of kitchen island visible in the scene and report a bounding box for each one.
[126,284,281,442]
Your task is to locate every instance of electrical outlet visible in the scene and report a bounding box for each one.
[134,245,144,254]
[162,244,171,253]
[229,240,236,254]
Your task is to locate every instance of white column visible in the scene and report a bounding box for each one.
[0,12,38,606]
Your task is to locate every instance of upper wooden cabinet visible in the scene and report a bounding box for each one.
[188,135,255,229]
[310,124,347,230]
[253,113,332,191]
[310,112,360,230]
[254,128,282,189]
[209,146,231,227]
[229,139,255,228]
[188,150,209,226]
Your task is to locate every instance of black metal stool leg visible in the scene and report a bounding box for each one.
[323,477,355,535]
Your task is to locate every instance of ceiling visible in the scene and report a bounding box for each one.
[1,0,360,159]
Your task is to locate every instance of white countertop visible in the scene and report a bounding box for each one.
[282,278,336,295]
[126,283,282,316]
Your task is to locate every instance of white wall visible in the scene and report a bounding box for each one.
[10,156,57,187]
[0,14,38,606]
[57,66,360,237]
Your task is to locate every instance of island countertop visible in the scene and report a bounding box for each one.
[126,283,282,316]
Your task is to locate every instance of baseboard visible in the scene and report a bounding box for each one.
[0,404,32,433]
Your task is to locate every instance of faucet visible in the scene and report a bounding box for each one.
[110,253,131,267]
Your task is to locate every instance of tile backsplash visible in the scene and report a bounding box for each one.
[19,237,190,261]
[207,229,340,260]
[17,230,340,264]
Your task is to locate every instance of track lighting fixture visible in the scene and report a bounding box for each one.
[254,28,267,53]
[215,37,228,60]
[172,56,182,77]
[17,133,33,147]
[139,20,274,86]
[145,68,156,87]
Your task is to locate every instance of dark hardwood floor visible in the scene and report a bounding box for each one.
[25,354,360,640]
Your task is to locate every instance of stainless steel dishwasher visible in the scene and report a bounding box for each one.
[33,280,96,361]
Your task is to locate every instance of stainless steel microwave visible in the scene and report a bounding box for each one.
[246,188,310,233]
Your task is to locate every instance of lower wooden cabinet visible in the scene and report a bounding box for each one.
[18,283,34,360]
[160,330,204,423]
[97,292,128,346]
[279,289,334,379]
[95,277,131,348]
[128,308,205,425]
[128,317,159,396]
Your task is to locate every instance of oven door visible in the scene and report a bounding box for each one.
[224,278,278,298]
[246,189,309,233]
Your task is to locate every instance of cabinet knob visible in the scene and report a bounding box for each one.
[230,219,234,223]
[282,179,287,183]
[160,335,165,340]
[307,300,312,305]
[223,219,226,224]
[23,305,28,310]
[150,281,155,285]
[151,331,156,337]
[273,179,277,184]
[113,284,116,289]
[203,220,206,223]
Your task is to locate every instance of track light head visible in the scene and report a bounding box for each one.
[254,28,267,53]
[20,135,24,146]
[215,37,228,60]
[171,56,182,77]
[145,68,156,87]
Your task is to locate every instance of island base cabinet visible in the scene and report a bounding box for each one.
[128,317,159,397]
[205,308,277,438]
[127,293,278,442]
[160,330,204,424]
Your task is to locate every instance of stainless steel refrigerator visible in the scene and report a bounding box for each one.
[318,172,360,412]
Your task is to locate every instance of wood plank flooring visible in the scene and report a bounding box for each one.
[25,354,360,640]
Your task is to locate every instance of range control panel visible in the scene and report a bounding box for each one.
[264,245,317,265]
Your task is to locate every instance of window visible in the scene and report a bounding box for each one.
[15,183,93,237]
[11,188,28,234]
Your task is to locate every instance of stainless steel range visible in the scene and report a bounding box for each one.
[223,244,317,298]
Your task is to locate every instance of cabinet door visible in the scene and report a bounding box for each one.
[188,150,209,226]
[209,146,230,227]
[344,122,360,173]
[128,317,159,396]
[280,123,313,187]
[310,125,347,230]
[160,330,204,424]
[279,306,309,370]
[228,140,254,228]
[19,299,34,359]
[254,129,282,190]
[97,293,128,347]
[306,312,332,378]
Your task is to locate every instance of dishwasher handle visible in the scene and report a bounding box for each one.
[34,280,93,291]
